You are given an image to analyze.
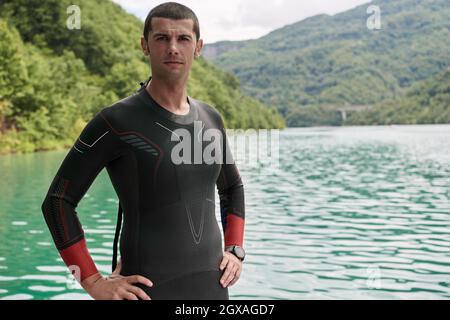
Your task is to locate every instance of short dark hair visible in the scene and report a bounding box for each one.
[143,2,200,41]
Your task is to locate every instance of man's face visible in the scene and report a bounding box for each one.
[141,17,203,81]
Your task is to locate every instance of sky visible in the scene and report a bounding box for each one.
[112,0,372,44]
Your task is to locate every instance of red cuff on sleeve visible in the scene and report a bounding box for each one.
[59,238,99,282]
[224,214,245,247]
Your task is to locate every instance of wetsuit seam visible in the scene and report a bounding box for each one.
[99,110,164,191]
[57,233,85,250]
[47,193,77,207]
[98,110,127,162]
[59,180,70,241]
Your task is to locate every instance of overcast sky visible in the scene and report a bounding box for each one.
[112,0,372,44]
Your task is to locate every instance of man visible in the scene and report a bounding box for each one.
[41,2,246,300]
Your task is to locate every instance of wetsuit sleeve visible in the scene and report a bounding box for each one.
[41,109,119,282]
[216,118,246,248]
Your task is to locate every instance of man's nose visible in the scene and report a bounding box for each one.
[168,39,179,55]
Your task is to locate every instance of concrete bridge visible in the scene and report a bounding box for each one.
[336,105,373,121]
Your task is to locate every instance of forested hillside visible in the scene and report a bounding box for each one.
[0,0,284,154]
[346,68,450,125]
[204,0,449,126]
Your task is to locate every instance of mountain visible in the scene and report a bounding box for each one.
[203,0,450,126]
[0,0,285,154]
[345,68,450,125]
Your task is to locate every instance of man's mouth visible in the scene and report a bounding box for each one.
[164,61,184,65]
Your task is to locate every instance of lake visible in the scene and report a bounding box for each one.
[0,125,449,299]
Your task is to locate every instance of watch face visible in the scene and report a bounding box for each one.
[235,246,245,259]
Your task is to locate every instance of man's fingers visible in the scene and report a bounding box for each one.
[224,265,238,287]
[220,263,231,283]
[121,290,138,300]
[229,268,242,286]
[220,263,237,286]
[219,256,229,271]
[126,275,153,287]
[220,254,244,287]
[236,266,242,279]
[126,284,151,300]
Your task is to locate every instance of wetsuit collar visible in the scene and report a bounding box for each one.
[138,77,198,125]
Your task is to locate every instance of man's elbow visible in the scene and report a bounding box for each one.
[41,196,48,220]
[231,178,244,192]
[41,195,53,220]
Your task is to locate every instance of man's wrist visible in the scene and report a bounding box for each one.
[80,272,103,292]
[225,245,246,261]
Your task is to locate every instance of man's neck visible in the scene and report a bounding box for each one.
[146,76,190,115]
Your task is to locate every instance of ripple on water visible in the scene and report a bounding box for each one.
[11,221,28,226]
[1,126,450,299]
[28,286,66,292]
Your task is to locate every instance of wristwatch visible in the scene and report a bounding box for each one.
[225,245,246,262]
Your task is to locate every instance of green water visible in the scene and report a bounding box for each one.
[0,125,449,299]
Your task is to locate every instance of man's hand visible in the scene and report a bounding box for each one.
[219,251,243,288]
[81,259,153,300]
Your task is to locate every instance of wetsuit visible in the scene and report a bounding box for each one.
[41,79,245,300]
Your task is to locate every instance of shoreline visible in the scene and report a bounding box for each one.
[1,123,449,156]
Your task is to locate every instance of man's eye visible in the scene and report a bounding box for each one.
[180,37,190,41]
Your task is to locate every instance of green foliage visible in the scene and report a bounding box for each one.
[346,69,450,125]
[0,0,145,75]
[0,19,27,99]
[0,0,284,154]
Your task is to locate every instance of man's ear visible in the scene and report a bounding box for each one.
[194,38,204,58]
[141,36,150,56]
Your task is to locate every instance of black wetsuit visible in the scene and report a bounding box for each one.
[41,80,245,300]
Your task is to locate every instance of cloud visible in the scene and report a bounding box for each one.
[112,0,372,43]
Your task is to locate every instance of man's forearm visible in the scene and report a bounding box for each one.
[224,213,245,247]
[59,238,99,282]
[219,177,246,247]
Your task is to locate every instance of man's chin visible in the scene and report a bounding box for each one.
[152,65,189,80]
[164,66,185,75]
[160,70,188,80]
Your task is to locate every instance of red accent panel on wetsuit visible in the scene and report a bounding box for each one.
[59,238,99,281]
[224,214,244,247]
